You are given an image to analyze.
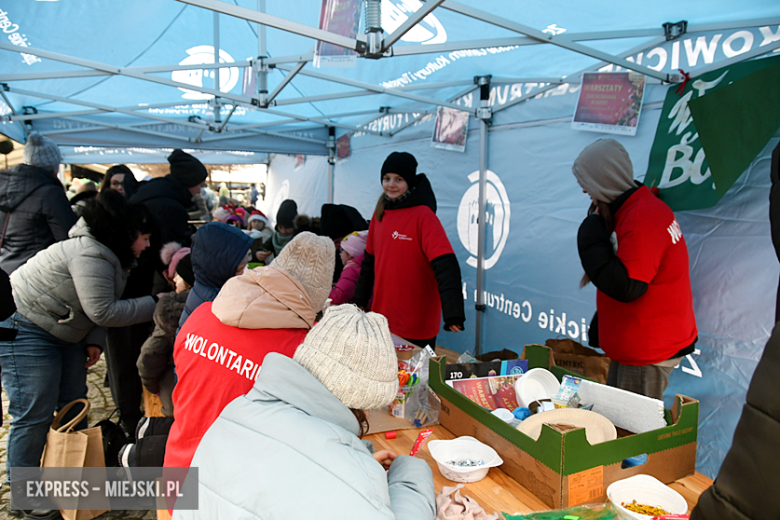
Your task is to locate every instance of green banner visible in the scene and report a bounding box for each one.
[644,54,780,211]
[689,59,780,198]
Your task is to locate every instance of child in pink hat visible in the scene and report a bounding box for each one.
[329,230,368,305]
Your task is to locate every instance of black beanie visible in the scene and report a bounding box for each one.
[168,149,208,188]
[320,204,368,239]
[381,152,418,187]
[175,253,196,287]
[276,199,298,229]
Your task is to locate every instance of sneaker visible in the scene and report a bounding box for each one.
[135,417,150,441]
[118,443,136,468]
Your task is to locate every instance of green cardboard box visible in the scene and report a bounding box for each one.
[429,344,698,509]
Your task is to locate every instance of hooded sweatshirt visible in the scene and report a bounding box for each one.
[0,164,77,273]
[164,265,316,469]
[178,222,254,328]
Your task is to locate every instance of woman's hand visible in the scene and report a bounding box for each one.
[255,250,271,262]
[85,346,102,368]
[447,324,463,332]
[373,449,398,470]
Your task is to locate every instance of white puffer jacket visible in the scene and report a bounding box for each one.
[10,218,156,348]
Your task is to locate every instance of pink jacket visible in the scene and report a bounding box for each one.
[329,253,364,305]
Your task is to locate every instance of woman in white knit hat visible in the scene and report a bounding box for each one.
[164,231,335,471]
[174,304,436,520]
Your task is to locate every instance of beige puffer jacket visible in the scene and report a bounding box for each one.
[211,265,316,330]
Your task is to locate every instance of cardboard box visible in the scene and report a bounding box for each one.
[429,344,698,509]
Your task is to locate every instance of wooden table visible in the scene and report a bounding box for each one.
[365,425,713,517]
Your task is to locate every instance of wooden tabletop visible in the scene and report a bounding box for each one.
[365,424,713,517]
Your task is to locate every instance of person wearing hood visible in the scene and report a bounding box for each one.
[0,132,77,274]
[572,139,697,399]
[174,304,435,520]
[0,190,156,486]
[177,222,254,329]
[353,152,465,350]
[164,231,334,470]
[254,198,297,264]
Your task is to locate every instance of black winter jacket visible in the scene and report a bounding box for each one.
[691,322,780,520]
[0,164,77,273]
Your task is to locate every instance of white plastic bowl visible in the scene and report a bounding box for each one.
[428,436,504,483]
[514,368,561,407]
[607,474,688,520]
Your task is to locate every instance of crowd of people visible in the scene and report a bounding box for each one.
[0,130,768,520]
[0,132,463,520]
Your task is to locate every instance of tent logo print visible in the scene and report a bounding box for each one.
[457,170,511,270]
[173,46,240,100]
[382,0,447,45]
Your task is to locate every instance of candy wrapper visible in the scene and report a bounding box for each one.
[409,428,434,457]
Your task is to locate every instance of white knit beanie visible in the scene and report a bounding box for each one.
[23,132,62,173]
[272,231,335,312]
[572,138,635,203]
[294,304,398,410]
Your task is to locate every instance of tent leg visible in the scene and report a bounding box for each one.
[327,127,336,203]
[474,76,492,356]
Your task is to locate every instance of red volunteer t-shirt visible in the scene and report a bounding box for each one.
[366,205,454,339]
[597,186,698,365]
[163,302,305,469]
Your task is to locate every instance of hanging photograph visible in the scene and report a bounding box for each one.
[572,72,646,136]
[336,132,351,159]
[314,0,361,68]
[431,106,470,153]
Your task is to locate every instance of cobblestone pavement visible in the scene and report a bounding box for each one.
[0,357,158,520]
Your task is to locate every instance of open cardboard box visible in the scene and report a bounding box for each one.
[429,344,698,508]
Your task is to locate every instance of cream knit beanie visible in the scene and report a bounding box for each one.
[294,304,398,410]
[272,231,335,312]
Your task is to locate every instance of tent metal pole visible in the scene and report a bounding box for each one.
[474,75,491,356]
[327,127,336,203]
[257,0,267,58]
[264,61,307,106]
[213,12,221,91]
[492,35,668,114]
[440,1,674,82]
[382,0,445,51]
[175,0,363,52]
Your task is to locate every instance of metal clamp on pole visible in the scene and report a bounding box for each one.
[663,20,688,41]
[257,58,269,107]
[327,127,336,203]
[474,75,493,122]
[364,0,384,59]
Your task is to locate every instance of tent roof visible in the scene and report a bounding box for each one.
[1,0,778,161]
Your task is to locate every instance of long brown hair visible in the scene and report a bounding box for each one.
[579,200,615,288]
[350,408,370,438]
[373,193,386,222]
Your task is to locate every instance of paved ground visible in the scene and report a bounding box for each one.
[0,357,158,520]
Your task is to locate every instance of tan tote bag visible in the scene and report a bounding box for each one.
[40,399,108,520]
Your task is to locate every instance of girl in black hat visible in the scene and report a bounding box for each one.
[353,152,465,349]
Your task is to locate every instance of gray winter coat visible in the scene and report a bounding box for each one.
[0,164,77,273]
[10,219,156,349]
[174,353,436,520]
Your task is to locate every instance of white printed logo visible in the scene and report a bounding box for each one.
[667,218,683,244]
[457,170,511,269]
[391,231,412,241]
[382,0,447,45]
[173,46,239,100]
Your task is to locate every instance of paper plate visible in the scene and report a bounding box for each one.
[513,368,561,407]
[516,408,617,444]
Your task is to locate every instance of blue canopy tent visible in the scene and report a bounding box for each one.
[2,0,779,479]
